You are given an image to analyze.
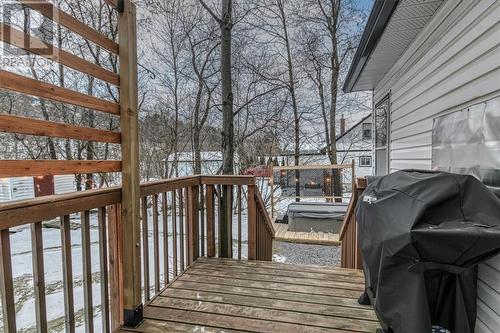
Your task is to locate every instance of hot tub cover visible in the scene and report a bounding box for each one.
[356,170,500,333]
[287,202,348,219]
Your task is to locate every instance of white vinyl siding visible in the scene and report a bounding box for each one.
[372,0,500,330]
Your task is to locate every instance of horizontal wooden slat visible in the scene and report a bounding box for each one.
[0,71,120,115]
[162,288,377,321]
[169,280,366,309]
[0,114,121,143]
[0,24,119,85]
[200,175,255,186]
[272,164,354,171]
[178,273,361,299]
[197,257,364,277]
[19,0,119,55]
[144,306,349,333]
[0,160,121,178]
[151,297,379,332]
[185,267,365,291]
[192,262,365,283]
[0,187,121,229]
[140,176,201,197]
[117,318,241,333]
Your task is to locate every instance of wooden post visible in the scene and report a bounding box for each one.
[0,229,16,332]
[118,0,142,326]
[247,184,256,260]
[219,185,233,258]
[206,185,215,257]
[187,185,200,265]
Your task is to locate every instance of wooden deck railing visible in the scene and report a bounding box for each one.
[339,177,367,270]
[0,175,274,332]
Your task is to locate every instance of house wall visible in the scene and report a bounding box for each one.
[373,0,500,331]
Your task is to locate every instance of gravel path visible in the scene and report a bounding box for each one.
[272,241,341,267]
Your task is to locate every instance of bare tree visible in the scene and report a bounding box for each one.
[199,0,235,175]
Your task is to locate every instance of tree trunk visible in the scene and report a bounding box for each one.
[221,0,234,175]
[193,81,203,175]
[219,0,234,258]
[327,0,342,202]
[278,0,300,201]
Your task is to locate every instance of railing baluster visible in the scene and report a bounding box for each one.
[172,191,178,277]
[60,215,75,333]
[247,184,256,260]
[108,203,123,331]
[206,185,215,257]
[141,197,150,301]
[162,192,169,285]
[0,229,16,332]
[98,207,110,333]
[31,221,47,333]
[199,184,205,257]
[152,194,160,293]
[81,210,94,333]
[237,185,242,260]
[187,185,199,265]
[178,188,185,271]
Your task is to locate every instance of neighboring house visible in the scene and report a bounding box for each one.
[336,114,374,179]
[165,151,240,177]
[266,115,374,180]
[0,175,76,202]
[344,0,500,331]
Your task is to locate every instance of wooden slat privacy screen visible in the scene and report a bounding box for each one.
[0,0,143,328]
[0,0,125,177]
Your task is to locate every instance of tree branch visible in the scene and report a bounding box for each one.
[198,0,222,25]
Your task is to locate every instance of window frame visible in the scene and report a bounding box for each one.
[359,156,372,167]
[374,94,391,175]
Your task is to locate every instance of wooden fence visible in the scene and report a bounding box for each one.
[270,162,356,218]
[0,0,143,328]
[0,175,274,332]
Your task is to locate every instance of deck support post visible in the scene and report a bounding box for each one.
[187,185,200,265]
[219,185,233,258]
[119,0,143,327]
[247,184,257,260]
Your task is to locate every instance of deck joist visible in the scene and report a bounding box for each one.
[119,257,379,333]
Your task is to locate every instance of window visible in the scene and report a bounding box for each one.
[362,123,372,140]
[359,156,372,167]
[375,95,390,175]
[375,99,389,148]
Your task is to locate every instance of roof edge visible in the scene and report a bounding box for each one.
[342,0,399,93]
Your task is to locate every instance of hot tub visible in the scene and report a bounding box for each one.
[287,202,348,233]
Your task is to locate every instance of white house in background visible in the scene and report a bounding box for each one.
[272,115,374,178]
[335,114,373,179]
[165,151,240,177]
[344,0,500,330]
[0,175,76,202]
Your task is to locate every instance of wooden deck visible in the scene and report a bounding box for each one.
[273,221,341,246]
[119,257,379,333]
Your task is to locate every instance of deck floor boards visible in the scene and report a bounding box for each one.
[122,257,379,332]
[272,221,340,245]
